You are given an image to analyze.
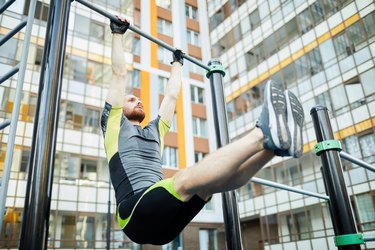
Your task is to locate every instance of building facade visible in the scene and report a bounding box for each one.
[207,0,375,249]
[0,0,225,249]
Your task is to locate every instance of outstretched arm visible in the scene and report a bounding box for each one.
[106,17,132,106]
[159,50,183,124]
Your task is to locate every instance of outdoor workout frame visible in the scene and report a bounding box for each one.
[16,1,374,250]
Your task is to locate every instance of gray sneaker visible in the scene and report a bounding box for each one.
[275,90,304,158]
[256,80,291,151]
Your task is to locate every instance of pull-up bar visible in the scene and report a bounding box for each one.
[74,0,210,71]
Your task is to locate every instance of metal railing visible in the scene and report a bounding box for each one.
[0,0,37,236]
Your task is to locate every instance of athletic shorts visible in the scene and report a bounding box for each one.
[117,177,207,245]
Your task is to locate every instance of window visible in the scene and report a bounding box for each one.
[298,8,314,34]
[346,21,366,51]
[311,1,324,24]
[162,147,178,168]
[26,94,38,122]
[187,29,200,46]
[169,115,177,132]
[286,211,312,240]
[333,32,353,58]
[285,18,299,42]
[363,12,375,38]
[157,47,171,65]
[359,133,375,165]
[54,153,80,180]
[0,36,18,64]
[194,152,205,163]
[306,48,323,76]
[157,18,172,36]
[156,0,171,10]
[80,159,97,181]
[353,192,375,231]
[35,46,43,65]
[24,0,49,22]
[134,9,141,27]
[264,35,277,57]
[86,60,103,85]
[20,149,30,172]
[65,55,87,82]
[249,9,261,30]
[190,85,204,104]
[158,76,168,94]
[342,135,362,170]
[344,77,365,109]
[84,107,100,133]
[199,229,218,250]
[132,37,140,56]
[59,101,84,130]
[192,117,207,137]
[185,4,198,20]
[261,214,279,244]
[330,84,349,115]
[245,43,265,71]
[76,215,95,248]
[89,20,105,41]
[132,69,140,88]
[359,68,375,97]
[60,214,76,248]
[210,8,224,30]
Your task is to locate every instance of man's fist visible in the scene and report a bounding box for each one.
[170,49,184,66]
[110,16,129,34]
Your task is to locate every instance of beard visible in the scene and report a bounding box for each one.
[124,108,145,123]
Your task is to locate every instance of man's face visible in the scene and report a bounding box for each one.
[123,95,145,123]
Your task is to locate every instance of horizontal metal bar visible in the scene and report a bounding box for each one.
[0,66,19,85]
[340,151,375,172]
[0,0,16,15]
[251,177,330,200]
[364,235,375,242]
[0,120,11,130]
[0,20,27,47]
[74,0,210,71]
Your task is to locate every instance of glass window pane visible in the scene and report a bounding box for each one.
[74,14,90,37]
[359,68,375,96]
[298,9,314,34]
[285,18,299,42]
[311,1,324,24]
[346,22,366,50]
[76,216,95,248]
[333,33,350,57]
[363,12,375,38]
[250,9,261,30]
[330,85,349,113]
[264,35,277,57]
[319,39,336,67]
[89,21,104,40]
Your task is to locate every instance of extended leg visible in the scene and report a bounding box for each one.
[174,127,264,201]
[219,149,274,192]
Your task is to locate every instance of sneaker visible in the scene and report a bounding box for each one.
[256,80,291,151]
[275,90,304,158]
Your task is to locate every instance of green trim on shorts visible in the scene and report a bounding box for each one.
[117,177,183,229]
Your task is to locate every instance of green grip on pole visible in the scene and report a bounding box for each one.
[206,64,226,79]
[314,140,342,156]
[334,233,364,246]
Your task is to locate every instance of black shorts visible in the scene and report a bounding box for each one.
[117,178,207,245]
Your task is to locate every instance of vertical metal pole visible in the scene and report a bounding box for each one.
[207,59,243,250]
[0,0,37,236]
[19,1,71,249]
[311,105,361,250]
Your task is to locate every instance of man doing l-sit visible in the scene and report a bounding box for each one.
[101,18,305,245]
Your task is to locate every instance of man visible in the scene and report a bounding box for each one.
[101,18,304,245]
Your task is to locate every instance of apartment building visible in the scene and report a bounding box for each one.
[0,0,226,249]
[207,0,375,249]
